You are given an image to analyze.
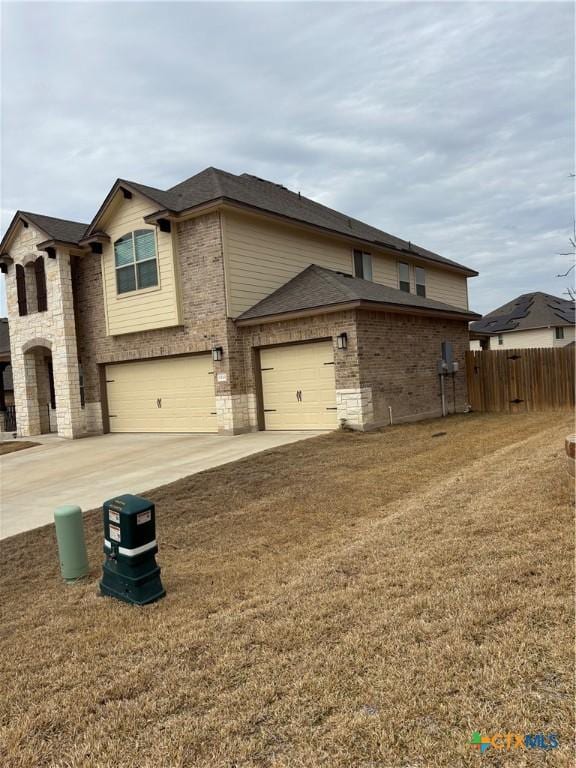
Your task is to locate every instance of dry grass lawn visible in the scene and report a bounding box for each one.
[0,441,40,456]
[1,412,574,768]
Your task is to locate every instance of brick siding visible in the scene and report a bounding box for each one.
[356,310,469,425]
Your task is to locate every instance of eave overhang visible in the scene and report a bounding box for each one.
[36,239,88,257]
[83,179,172,239]
[143,197,478,278]
[78,230,111,247]
[0,211,45,255]
[235,299,481,327]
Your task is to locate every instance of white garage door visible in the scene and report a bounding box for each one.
[260,341,337,430]
[106,355,217,433]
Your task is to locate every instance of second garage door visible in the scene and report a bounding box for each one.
[106,355,217,433]
[260,341,337,430]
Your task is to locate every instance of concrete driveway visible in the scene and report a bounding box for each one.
[0,431,320,539]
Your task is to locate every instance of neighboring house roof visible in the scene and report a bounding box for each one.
[236,264,480,324]
[82,168,476,275]
[470,292,575,335]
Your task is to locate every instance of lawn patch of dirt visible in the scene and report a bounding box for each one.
[0,412,574,767]
[0,440,40,456]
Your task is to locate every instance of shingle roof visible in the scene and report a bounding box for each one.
[107,168,475,275]
[236,264,479,323]
[470,292,575,334]
[165,168,475,274]
[19,211,89,244]
[4,168,478,276]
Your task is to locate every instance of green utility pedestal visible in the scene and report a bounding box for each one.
[54,505,89,582]
[99,494,166,606]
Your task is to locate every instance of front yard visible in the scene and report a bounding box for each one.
[1,412,573,767]
[0,440,39,456]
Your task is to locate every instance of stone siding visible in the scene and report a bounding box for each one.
[4,222,84,438]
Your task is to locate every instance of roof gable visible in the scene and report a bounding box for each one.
[83,178,177,239]
[0,210,88,254]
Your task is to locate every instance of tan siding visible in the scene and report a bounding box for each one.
[101,191,181,336]
[224,212,353,316]
[372,254,398,287]
[224,210,470,316]
[425,267,468,309]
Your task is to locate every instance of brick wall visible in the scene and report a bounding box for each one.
[73,212,251,432]
[72,215,470,434]
[356,310,470,426]
[239,310,357,392]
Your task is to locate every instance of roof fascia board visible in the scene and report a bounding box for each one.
[236,299,479,326]
[84,179,170,238]
[143,201,221,224]
[36,239,89,255]
[218,200,478,276]
[163,197,477,277]
[480,322,572,335]
[78,231,111,246]
[0,212,51,254]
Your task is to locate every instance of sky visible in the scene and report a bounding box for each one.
[0,1,574,315]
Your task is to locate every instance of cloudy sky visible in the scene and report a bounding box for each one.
[1,1,574,315]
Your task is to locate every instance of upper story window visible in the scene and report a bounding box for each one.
[16,264,27,316]
[354,251,372,280]
[114,229,158,295]
[415,267,426,297]
[353,250,373,281]
[555,327,565,340]
[398,262,410,292]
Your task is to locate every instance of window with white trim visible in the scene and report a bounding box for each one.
[555,327,565,340]
[415,267,426,297]
[398,262,410,292]
[114,230,158,295]
[353,250,373,281]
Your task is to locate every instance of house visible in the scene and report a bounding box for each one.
[0,167,479,439]
[0,318,14,427]
[470,292,575,350]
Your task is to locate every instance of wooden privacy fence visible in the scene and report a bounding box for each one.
[465,347,575,412]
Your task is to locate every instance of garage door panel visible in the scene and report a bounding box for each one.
[106,355,217,433]
[260,341,337,430]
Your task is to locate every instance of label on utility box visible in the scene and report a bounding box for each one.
[108,510,120,524]
[137,510,152,525]
[109,523,121,542]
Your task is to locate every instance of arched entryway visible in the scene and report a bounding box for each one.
[21,340,56,435]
